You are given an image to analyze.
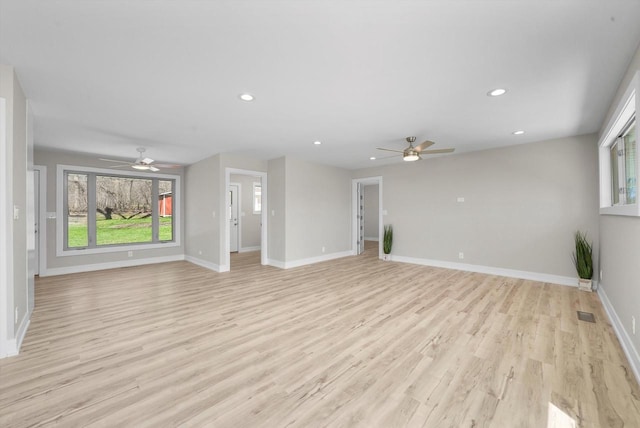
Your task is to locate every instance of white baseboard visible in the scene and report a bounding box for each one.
[271,250,355,270]
[239,246,261,253]
[597,285,640,385]
[184,255,223,272]
[266,259,286,269]
[3,308,32,358]
[41,255,185,277]
[390,255,578,287]
[364,237,379,242]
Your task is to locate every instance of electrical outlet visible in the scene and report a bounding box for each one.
[15,307,18,323]
[322,246,325,253]
[458,252,464,260]
[457,197,465,202]
[127,250,133,257]
[198,250,202,255]
[633,316,636,335]
[600,269,603,281]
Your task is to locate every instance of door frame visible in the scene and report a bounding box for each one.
[0,98,9,358]
[223,168,268,271]
[352,176,383,258]
[33,166,47,278]
[229,182,241,252]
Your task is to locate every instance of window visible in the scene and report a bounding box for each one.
[610,120,636,206]
[599,71,640,216]
[253,182,262,214]
[58,165,180,255]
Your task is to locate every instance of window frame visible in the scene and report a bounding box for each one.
[599,71,640,216]
[56,164,181,256]
[252,181,262,214]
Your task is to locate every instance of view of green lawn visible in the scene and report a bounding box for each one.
[68,216,172,247]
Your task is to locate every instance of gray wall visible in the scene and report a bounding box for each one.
[354,134,600,278]
[34,148,185,271]
[284,157,351,261]
[185,153,220,266]
[266,156,352,265]
[364,184,379,240]
[185,152,267,269]
[0,65,29,347]
[267,157,286,264]
[230,173,262,250]
[598,42,640,356]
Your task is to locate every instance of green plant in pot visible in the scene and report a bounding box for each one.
[572,231,593,292]
[383,225,393,260]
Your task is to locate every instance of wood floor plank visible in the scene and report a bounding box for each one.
[1,243,639,427]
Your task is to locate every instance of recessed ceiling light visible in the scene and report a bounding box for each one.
[512,130,525,135]
[313,140,322,145]
[370,157,376,160]
[239,93,254,101]
[487,88,507,97]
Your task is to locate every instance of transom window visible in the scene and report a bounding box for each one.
[58,165,180,255]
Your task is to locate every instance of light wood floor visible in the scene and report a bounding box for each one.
[1,243,639,427]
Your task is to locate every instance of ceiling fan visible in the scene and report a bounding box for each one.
[377,136,455,161]
[99,147,181,172]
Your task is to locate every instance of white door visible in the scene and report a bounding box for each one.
[357,182,365,255]
[229,184,239,252]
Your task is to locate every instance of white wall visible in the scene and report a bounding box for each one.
[230,174,261,251]
[598,42,640,376]
[353,134,600,280]
[34,149,185,274]
[0,65,30,357]
[364,184,379,240]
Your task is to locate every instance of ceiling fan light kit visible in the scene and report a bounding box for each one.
[403,150,420,162]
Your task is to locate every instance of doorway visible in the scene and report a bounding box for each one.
[352,177,383,258]
[224,168,268,271]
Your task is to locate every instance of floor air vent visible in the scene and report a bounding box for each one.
[577,311,596,323]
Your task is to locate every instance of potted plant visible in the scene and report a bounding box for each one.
[383,224,393,261]
[572,231,593,292]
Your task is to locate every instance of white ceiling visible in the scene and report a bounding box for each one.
[1,1,640,170]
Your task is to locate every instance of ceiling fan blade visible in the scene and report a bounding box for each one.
[414,140,435,152]
[419,148,455,155]
[153,163,182,168]
[149,166,160,172]
[376,147,404,153]
[375,154,400,160]
[99,158,130,164]
[105,164,133,169]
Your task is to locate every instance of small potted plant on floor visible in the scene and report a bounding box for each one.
[572,231,593,292]
[383,224,393,261]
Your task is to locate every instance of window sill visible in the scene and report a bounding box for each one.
[600,204,640,217]
[57,241,180,257]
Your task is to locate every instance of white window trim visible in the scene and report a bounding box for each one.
[252,182,262,214]
[56,164,181,256]
[599,71,639,216]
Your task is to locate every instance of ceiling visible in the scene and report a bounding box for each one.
[1,1,640,170]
